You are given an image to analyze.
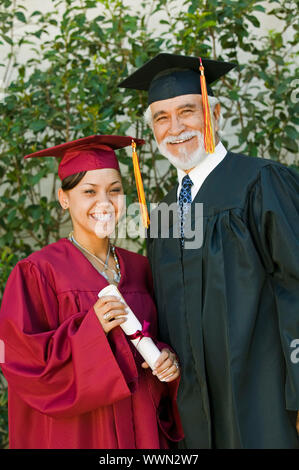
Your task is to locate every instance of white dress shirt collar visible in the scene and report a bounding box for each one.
[177,141,227,201]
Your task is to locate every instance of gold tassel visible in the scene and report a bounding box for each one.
[131,140,150,228]
[199,58,215,154]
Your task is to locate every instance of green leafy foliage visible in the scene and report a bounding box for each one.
[0,0,298,447]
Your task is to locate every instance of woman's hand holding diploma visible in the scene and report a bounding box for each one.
[94,295,128,334]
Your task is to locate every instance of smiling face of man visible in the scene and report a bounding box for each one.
[150,94,220,170]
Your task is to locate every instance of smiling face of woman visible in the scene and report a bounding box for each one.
[58,168,124,242]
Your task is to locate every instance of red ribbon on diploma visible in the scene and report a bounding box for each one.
[127,320,152,345]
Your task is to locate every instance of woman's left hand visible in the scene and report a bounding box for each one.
[141,348,180,382]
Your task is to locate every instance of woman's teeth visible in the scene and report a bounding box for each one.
[90,213,113,222]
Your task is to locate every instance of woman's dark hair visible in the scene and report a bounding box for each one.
[61,168,122,191]
[61,172,87,190]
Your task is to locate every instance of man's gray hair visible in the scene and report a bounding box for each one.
[143,96,224,136]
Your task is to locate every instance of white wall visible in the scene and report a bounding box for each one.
[0,0,293,92]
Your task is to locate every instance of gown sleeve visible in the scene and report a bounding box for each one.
[0,260,133,419]
[248,164,299,410]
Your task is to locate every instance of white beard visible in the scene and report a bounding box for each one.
[156,130,208,170]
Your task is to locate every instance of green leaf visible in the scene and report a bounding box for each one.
[285,125,298,140]
[29,120,47,132]
[282,137,298,153]
[30,10,42,17]
[28,205,43,220]
[199,20,217,29]
[246,15,260,28]
[188,0,199,14]
[228,90,239,100]
[271,56,284,66]
[28,172,45,185]
[15,11,26,23]
[7,209,17,223]
[253,5,266,12]
[1,35,13,46]
[275,82,287,95]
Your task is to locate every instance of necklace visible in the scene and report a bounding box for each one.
[69,233,121,283]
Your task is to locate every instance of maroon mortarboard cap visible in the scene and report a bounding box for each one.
[24,134,145,180]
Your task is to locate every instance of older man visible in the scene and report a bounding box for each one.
[119,53,299,449]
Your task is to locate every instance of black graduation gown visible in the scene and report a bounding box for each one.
[147,151,299,449]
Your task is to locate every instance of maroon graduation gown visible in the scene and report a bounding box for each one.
[0,239,183,449]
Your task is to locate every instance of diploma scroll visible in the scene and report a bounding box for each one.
[98,285,161,370]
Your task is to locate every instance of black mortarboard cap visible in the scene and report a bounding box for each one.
[119,53,237,104]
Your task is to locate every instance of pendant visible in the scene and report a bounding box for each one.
[113,272,121,283]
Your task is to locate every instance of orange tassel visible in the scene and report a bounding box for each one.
[199,58,215,154]
[131,140,150,228]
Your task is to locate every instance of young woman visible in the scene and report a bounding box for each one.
[0,135,183,449]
